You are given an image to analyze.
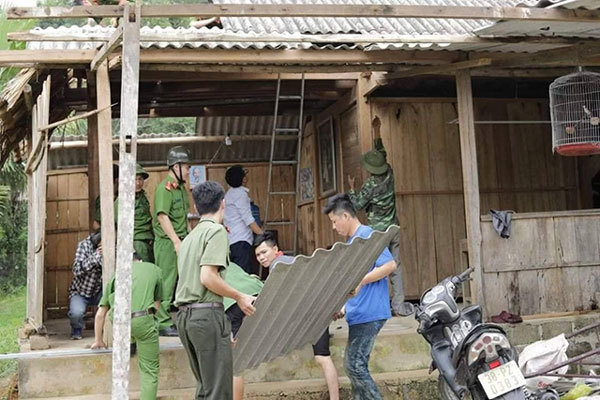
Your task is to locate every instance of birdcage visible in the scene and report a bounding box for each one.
[550,70,600,156]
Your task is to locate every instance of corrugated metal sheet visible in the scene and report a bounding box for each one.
[476,0,600,38]
[25,0,575,54]
[233,225,400,374]
[47,115,300,169]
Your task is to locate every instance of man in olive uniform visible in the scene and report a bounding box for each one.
[175,181,256,400]
[154,146,191,336]
[347,138,413,316]
[115,164,154,262]
[91,253,162,400]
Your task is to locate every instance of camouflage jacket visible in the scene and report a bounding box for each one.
[348,165,398,231]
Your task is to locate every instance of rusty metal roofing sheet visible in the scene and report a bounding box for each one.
[233,225,400,374]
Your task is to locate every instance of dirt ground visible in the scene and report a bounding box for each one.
[0,374,18,400]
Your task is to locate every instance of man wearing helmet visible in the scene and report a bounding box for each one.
[153,146,191,336]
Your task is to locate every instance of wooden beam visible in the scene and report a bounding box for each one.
[112,4,140,397]
[7,4,600,22]
[26,75,50,331]
[138,64,398,74]
[90,25,123,72]
[9,30,598,47]
[356,73,374,181]
[96,60,115,292]
[38,104,113,131]
[385,58,493,80]
[486,43,600,69]
[455,69,485,316]
[86,71,99,232]
[0,48,459,67]
[316,86,357,122]
[49,134,299,150]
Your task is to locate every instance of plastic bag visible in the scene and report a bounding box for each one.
[518,334,569,390]
[560,383,593,400]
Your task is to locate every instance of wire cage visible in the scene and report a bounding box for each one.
[550,71,600,156]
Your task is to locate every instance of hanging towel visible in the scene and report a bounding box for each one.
[489,209,514,239]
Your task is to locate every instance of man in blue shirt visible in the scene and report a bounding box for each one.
[324,194,396,400]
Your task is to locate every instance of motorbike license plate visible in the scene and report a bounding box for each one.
[477,360,525,399]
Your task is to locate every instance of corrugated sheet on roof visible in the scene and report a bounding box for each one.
[476,0,600,38]
[233,225,400,374]
[48,115,300,169]
[24,0,575,54]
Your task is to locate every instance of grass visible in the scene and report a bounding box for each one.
[0,287,26,378]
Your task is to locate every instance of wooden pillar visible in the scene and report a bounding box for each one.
[456,70,485,314]
[26,76,50,330]
[96,60,115,286]
[356,73,373,181]
[111,4,141,399]
[86,71,99,231]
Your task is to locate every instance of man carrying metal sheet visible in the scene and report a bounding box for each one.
[254,232,340,400]
[347,138,412,317]
[174,181,256,400]
[153,146,191,337]
[325,194,397,400]
[91,253,162,400]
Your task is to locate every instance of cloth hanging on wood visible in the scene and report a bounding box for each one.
[489,209,514,239]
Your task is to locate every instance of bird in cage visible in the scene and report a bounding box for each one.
[565,126,576,135]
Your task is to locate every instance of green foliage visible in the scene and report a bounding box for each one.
[0,159,28,291]
[0,13,35,89]
[0,287,26,378]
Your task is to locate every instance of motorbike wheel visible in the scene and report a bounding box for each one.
[437,376,474,400]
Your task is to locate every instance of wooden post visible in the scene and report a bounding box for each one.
[356,73,375,181]
[96,60,115,285]
[26,76,50,331]
[455,70,485,315]
[86,71,99,231]
[111,4,140,399]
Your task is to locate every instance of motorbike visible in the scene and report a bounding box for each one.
[413,268,559,400]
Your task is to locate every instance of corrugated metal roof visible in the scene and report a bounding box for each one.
[476,0,600,38]
[233,225,400,374]
[25,0,578,54]
[47,115,300,169]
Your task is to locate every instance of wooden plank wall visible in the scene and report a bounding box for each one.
[370,99,580,299]
[44,163,294,315]
[481,211,600,316]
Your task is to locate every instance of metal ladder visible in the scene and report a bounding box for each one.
[264,73,305,256]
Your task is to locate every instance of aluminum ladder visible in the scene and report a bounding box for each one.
[263,73,305,256]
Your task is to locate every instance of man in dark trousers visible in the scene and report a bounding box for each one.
[174,181,256,400]
[347,138,412,316]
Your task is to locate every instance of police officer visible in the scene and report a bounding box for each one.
[92,163,119,231]
[91,253,162,400]
[154,146,191,336]
[114,164,154,263]
[347,138,413,316]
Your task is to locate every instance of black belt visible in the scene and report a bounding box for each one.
[178,302,223,311]
[131,310,154,318]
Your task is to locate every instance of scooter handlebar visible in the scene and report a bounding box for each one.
[456,267,475,283]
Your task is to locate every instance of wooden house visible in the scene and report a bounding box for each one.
[0,0,599,354]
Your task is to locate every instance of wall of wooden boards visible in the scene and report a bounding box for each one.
[481,211,600,316]
[369,98,581,300]
[44,163,294,315]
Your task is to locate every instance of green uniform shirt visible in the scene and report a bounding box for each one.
[93,195,118,224]
[153,175,189,240]
[223,262,263,311]
[174,218,229,306]
[348,166,398,231]
[114,191,154,241]
[98,261,163,319]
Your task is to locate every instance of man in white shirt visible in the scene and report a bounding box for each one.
[224,165,263,274]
